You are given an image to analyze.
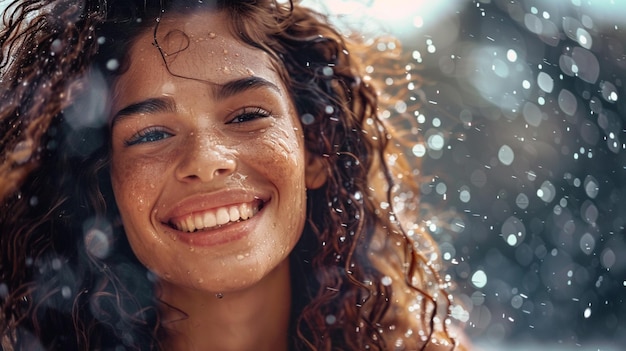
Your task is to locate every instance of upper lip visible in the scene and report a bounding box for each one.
[159,188,269,225]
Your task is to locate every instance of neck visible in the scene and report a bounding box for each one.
[159,260,292,351]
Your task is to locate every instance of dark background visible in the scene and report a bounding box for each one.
[307,0,626,349]
[405,1,625,349]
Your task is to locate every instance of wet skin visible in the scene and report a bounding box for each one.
[109,10,324,298]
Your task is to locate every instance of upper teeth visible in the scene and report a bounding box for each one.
[171,201,260,233]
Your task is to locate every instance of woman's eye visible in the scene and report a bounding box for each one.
[125,128,173,146]
[227,107,271,124]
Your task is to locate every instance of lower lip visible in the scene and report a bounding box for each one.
[164,206,264,247]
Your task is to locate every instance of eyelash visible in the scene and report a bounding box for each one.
[227,107,272,124]
[124,107,272,146]
[125,127,172,146]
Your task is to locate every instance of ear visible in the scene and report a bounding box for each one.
[305,151,327,189]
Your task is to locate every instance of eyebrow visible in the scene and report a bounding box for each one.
[111,97,176,127]
[212,76,281,101]
[110,76,281,127]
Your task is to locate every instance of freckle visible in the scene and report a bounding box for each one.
[208,32,216,39]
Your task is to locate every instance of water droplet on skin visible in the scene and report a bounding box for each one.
[208,32,216,39]
[236,254,244,261]
[216,293,224,299]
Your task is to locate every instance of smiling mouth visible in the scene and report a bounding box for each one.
[168,200,265,233]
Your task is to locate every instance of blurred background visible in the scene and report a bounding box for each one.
[302,0,625,350]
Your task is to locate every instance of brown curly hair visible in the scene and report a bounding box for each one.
[0,0,460,350]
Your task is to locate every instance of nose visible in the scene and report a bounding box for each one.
[174,134,237,183]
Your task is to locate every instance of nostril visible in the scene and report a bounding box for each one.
[214,168,230,177]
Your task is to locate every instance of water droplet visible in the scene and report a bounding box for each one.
[584,307,592,318]
[325,314,337,325]
[11,139,34,165]
[537,72,554,93]
[558,89,577,116]
[498,145,515,165]
[459,188,471,203]
[506,49,518,62]
[471,270,488,288]
[601,248,616,269]
[515,193,529,209]
[50,38,63,54]
[537,180,556,203]
[85,228,112,259]
[427,133,445,151]
[61,286,71,299]
[300,113,315,125]
[106,59,120,71]
[600,81,619,103]
[216,293,224,299]
[412,143,426,157]
[579,232,595,255]
[381,276,393,286]
[501,216,526,247]
[522,102,542,126]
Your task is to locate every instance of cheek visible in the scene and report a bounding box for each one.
[110,153,166,216]
[259,126,305,182]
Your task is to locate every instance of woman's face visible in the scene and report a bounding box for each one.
[109,10,322,294]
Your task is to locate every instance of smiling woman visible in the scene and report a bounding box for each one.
[0,1,466,350]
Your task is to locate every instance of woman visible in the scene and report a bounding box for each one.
[0,0,465,350]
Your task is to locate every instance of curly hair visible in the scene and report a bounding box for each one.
[0,0,459,350]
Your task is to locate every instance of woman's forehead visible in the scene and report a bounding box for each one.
[111,9,284,109]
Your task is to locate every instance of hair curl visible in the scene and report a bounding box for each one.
[0,1,460,350]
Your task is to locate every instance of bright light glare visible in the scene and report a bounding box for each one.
[301,0,463,34]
